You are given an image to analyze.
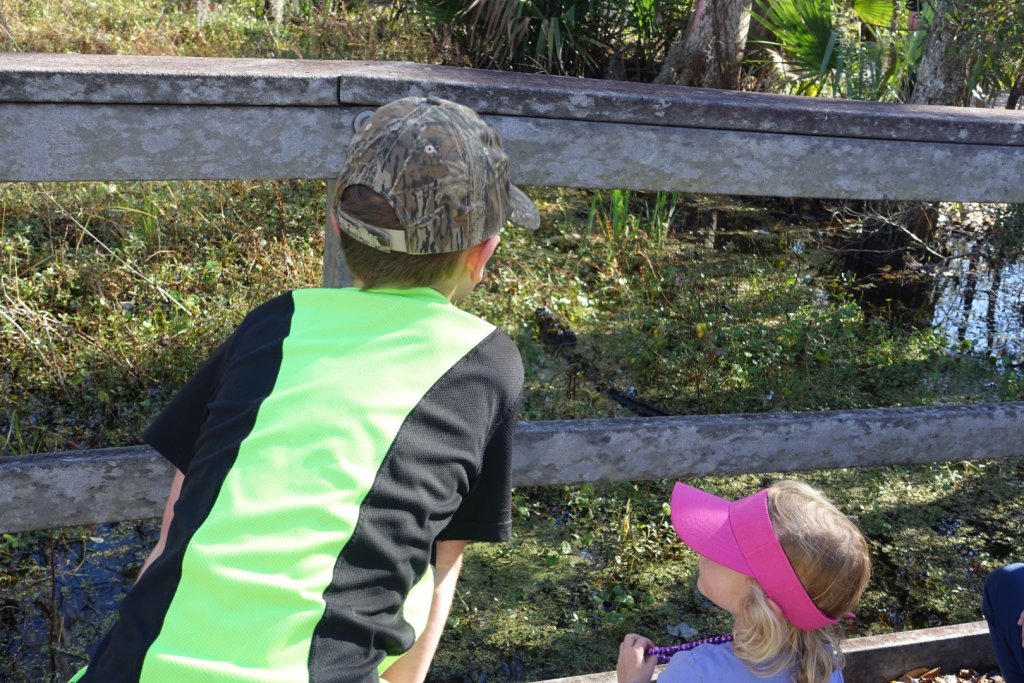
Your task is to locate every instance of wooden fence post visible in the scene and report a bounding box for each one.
[322,178,352,288]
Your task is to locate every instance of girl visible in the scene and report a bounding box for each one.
[618,480,871,683]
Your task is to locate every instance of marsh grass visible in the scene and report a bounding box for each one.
[3,2,1024,681]
[3,181,1023,681]
[1,180,324,454]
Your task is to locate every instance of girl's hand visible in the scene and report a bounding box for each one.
[617,633,658,683]
[1017,609,1024,649]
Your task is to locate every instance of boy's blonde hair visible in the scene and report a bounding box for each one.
[732,480,871,683]
[337,185,464,290]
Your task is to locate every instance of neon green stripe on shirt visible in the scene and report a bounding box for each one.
[140,287,494,682]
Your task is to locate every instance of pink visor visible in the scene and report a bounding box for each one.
[669,482,838,631]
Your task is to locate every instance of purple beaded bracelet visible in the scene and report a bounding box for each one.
[645,633,734,663]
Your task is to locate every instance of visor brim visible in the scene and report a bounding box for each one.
[670,482,753,577]
[509,185,540,230]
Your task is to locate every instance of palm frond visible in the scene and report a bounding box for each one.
[850,0,894,26]
[753,0,837,78]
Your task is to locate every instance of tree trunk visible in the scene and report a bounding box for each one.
[911,0,970,106]
[266,0,285,24]
[1008,73,1023,110]
[196,0,210,26]
[654,0,752,89]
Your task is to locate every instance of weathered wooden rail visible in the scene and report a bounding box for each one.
[3,402,1024,534]
[544,621,995,683]
[3,53,1024,199]
[2,53,1023,682]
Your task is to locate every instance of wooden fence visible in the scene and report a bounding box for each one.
[3,53,1024,681]
[4,402,1024,534]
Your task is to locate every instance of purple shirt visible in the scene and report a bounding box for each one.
[657,641,843,682]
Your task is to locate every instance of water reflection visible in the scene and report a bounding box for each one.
[700,209,1024,367]
[933,238,1024,365]
[0,522,155,679]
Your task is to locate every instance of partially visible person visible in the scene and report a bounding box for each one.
[984,563,1024,683]
[617,480,871,683]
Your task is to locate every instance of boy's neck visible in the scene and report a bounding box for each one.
[349,279,463,304]
[349,236,491,304]
[428,279,462,302]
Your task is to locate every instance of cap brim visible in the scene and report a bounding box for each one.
[670,482,752,577]
[508,185,541,230]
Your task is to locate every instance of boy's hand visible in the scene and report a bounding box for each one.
[1017,609,1024,648]
[617,633,657,683]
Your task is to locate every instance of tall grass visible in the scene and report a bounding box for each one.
[0,0,436,62]
[586,190,679,247]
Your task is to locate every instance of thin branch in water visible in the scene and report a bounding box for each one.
[890,218,946,261]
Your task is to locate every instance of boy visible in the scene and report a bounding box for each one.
[72,96,539,683]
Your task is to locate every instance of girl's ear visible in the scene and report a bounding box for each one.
[763,596,786,623]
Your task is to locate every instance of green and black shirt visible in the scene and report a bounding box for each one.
[74,286,523,682]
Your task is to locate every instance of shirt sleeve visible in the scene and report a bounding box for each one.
[141,334,234,473]
[659,650,705,683]
[436,389,521,543]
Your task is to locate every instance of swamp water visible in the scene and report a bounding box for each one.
[1,522,157,680]
[934,242,1024,364]
[712,203,1024,368]
[3,204,1023,682]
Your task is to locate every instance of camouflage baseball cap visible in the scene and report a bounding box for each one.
[332,96,540,255]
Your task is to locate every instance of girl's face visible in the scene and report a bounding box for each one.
[696,556,752,616]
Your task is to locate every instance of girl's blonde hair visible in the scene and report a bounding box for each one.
[731,480,871,683]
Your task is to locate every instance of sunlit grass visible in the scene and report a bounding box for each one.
[3,179,1021,681]
[2,0,438,62]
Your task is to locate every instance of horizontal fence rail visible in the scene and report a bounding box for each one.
[2,54,1023,201]
[3,402,1023,534]
[536,621,995,683]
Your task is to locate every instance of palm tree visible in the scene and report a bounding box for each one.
[752,0,905,100]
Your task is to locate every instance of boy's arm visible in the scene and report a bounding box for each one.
[380,539,467,683]
[136,468,184,582]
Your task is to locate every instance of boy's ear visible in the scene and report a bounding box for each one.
[328,208,341,237]
[466,235,501,283]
